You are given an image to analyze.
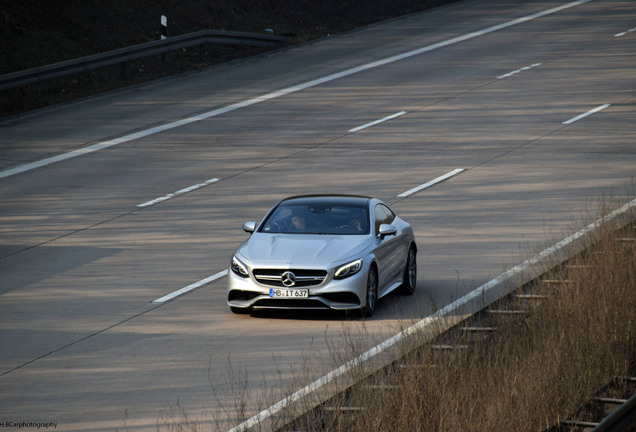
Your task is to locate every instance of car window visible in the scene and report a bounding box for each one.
[260,204,369,234]
[374,204,396,235]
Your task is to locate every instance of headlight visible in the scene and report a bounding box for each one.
[231,256,249,278]
[334,259,363,279]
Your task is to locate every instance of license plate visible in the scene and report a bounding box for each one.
[269,288,309,298]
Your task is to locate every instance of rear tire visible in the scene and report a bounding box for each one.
[361,266,378,318]
[399,246,417,295]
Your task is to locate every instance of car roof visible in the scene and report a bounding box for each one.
[279,194,373,207]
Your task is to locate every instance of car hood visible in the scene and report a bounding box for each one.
[238,233,372,267]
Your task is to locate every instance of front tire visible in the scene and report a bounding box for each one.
[399,246,417,295]
[361,266,378,317]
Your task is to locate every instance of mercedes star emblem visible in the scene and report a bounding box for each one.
[281,271,296,287]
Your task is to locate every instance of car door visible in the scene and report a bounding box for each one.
[373,203,406,295]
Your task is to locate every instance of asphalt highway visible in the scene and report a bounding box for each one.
[1,0,635,430]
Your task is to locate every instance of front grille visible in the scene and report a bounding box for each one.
[253,269,327,288]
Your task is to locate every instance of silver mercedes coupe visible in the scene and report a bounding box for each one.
[227,195,417,316]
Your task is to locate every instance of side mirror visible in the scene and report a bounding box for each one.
[243,221,256,233]
[378,224,397,238]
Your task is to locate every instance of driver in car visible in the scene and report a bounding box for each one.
[349,209,365,232]
[291,210,308,231]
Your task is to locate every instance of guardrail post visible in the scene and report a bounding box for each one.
[161,15,168,64]
[121,62,127,80]
[199,43,205,61]
[161,15,167,40]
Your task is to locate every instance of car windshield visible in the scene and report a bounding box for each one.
[260,203,369,235]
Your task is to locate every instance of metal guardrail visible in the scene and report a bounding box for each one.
[591,392,636,432]
[0,30,285,92]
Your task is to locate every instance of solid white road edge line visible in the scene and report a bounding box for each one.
[397,168,465,198]
[227,197,636,432]
[0,0,591,181]
[348,111,407,132]
[138,177,219,208]
[562,103,612,125]
[152,269,228,303]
